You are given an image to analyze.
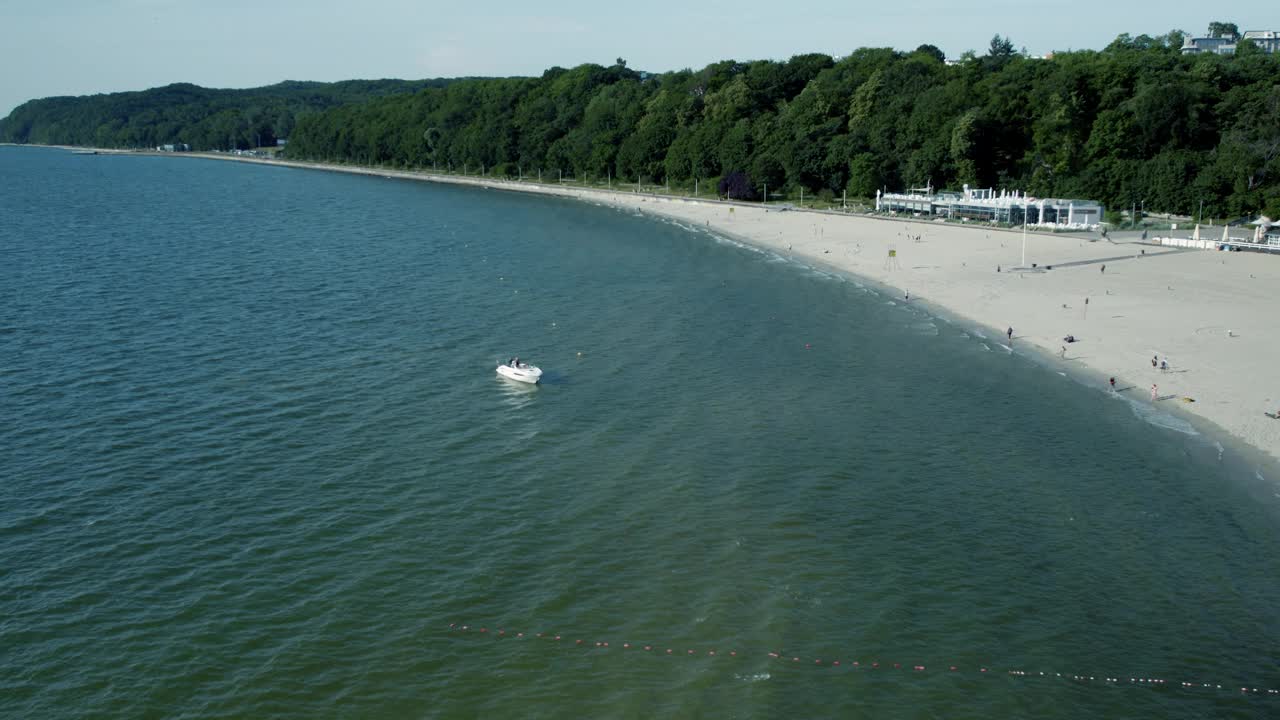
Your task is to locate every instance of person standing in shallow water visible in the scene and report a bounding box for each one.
[1007,327,1013,342]
[1109,377,1116,392]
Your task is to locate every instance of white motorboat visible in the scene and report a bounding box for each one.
[496,360,543,384]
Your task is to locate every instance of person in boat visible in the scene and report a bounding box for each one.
[513,357,520,368]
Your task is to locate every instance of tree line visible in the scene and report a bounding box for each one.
[0,79,455,151]
[285,35,1280,219]
[5,29,1278,219]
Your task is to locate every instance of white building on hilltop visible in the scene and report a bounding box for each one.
[1182,30,1280,55]
[876,184,1104,229]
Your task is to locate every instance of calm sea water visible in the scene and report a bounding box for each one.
[2,147,1278,718]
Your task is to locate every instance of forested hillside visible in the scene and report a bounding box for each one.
[283,34,1280,219]
[5,30,1278,218]
[0,79,455,150]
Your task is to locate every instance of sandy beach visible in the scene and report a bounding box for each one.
[157,152,1280,466]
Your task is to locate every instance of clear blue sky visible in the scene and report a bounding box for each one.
[0,0,1272,118]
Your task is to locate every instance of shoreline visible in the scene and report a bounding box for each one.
[32,146,1280,469]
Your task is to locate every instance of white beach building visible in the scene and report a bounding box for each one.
[876,184,1104,229]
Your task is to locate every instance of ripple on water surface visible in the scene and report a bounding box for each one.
[1,148,1278,718]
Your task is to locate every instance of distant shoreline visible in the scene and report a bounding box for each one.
[20,144,1278,469]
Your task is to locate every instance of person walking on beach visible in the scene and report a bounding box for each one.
[1152,355,1158,368]
[1151,384,1158,401]
[1007,327,1013,342]
[1060,346,1066,359]
[1101,264,1106,274]
[1160,359,1168,372]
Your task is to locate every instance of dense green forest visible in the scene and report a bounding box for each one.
[4,29,1279,218]
[281,33,1279,219]
[0,79,455,150]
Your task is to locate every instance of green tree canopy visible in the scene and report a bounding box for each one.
[9,31,1280,217]
[1207,21,1239,39]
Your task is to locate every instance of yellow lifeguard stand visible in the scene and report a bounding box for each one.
[884,245,901,270]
